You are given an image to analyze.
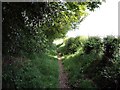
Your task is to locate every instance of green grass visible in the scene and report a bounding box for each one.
[63,49,120,89]
[3,47,59,89]
[58,36,120,89]
[62,51,100,88]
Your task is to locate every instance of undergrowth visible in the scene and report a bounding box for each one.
[3,47,59,89]
[63,51,99,89]
[60,36,120,89]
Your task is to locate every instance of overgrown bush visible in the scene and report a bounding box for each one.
[103,36,118,59]
[58,36,85,55]
[80,79,97,89]
[62,36,120,89]
[83,36,102,54]
[93,64,120,89]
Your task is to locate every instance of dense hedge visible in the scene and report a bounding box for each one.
[103,36,118,59]
[83,36,102,54]
[57,36,85,55]
[60,35,120,89]
[58,36,119,56]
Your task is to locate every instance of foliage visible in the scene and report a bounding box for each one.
[2,2,102,56]
[103,36,118,59]
[83,36,103,54]
[3,2,50,56]
[64,37,79,54]
[95,66,120,88]
[2,1,103,89]
[80,79,97,89]
[62,50,99,88]
[61,36,120,89]
[58,36,86,55]
[2,48,59,89]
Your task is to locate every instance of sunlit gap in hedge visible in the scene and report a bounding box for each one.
[53,38,64,45]
[66,0,118,38]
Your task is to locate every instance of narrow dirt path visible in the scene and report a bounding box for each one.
[58,53,71,89]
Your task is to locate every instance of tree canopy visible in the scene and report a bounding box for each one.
[2,2,102,56]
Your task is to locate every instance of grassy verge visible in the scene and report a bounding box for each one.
[62,51,101,89]
[63,50,120,89]
[3,47,59,89]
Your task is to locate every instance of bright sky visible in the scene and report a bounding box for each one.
[66,0,119,38]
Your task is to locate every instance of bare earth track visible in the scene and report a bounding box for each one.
[58,54,71,89]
